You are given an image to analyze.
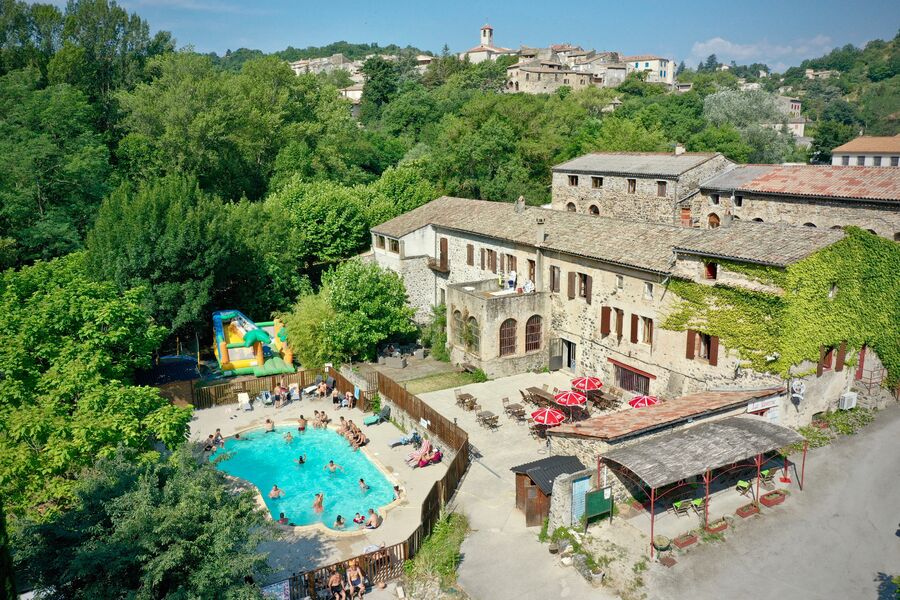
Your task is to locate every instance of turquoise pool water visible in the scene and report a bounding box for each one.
[211,426,395,529]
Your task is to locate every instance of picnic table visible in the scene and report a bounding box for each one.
[525,387,554,405]
[505,402,524,415]
[585,388,620,411]
[476,410,498,430]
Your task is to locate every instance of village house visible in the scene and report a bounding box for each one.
[570,54,627,88]
[623,55,676,85]
[550,150,733,224]
[458,24,517,64]
[831,135,900,167]
[506,60,594,94]
[694,164,900,240]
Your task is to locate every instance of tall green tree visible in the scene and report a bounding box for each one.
[360,55,399,122]
[13,447,272,599]
[1,499,14,599]
[810,120,855,162]
[0,253,191,520]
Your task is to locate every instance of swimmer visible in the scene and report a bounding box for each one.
[313,493,324,513]
[359,478,369,493]
[323,460,344,473]
[295,454,307,466]
[283,431,293,444]
[269,484,285,499]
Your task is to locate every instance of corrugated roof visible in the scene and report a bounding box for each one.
[832,135,900,154]
[510,456,586,495]
[549,388,784,441]
[601,416,803,488]
[675,220,845,266]
[552,152,721,177]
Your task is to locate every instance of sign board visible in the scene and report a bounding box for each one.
[419,417,431,429]
[584,486,613,530]
[746,398,779,413]
[571,476,591,525]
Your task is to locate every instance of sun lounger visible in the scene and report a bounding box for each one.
[364,406,391,426]
[238,392,252,411]
[289,384,301,401]
[257,390,273,406]
[389,431,420,448]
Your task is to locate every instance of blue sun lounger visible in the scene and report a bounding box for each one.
[364,406,390,426]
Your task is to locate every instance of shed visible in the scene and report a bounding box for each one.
[510,456,585,526]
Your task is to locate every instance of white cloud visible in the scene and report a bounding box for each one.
[690,35,833,68]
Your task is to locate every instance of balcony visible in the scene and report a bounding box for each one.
[427,256,450,273]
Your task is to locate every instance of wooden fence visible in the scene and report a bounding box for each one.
[280,372,471,600]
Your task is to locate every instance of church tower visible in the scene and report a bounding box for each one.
[480,23,493,48]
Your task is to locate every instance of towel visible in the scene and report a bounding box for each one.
[406,439,431,464]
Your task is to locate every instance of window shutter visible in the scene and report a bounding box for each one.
[835,341,847,371]
[585,275,592,304]
[648,319,654,345]
[500,253,505,272]
[615,309,624,338]
[708,335,719,366]
[467,244,474,266]
[600,307,611,335]
[686,330,696,359]
[630,314,639,344]
[480,248,485,270]
[817,345,825,377]
[567,272,576,299]
[490,251,497,273]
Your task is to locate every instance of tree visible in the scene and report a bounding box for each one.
[280,293,336,368]
[1,499,14,599]
[703,89,782,128]
[702,53,719,72]
[810,120,855,162]
[688,124,753,162]
[589,117,667,152]
[676,60,686,76]
[13,447,272,599]
[321,260,416,362]
[0,254,191,519]
[359,55,399,122]
[363,161,436,225]
[0,67,109,266]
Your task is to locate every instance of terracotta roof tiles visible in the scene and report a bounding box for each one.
[831,135,900,154]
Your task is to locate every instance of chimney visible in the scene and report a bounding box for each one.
[535,216,546,245]
[674,143,686,156]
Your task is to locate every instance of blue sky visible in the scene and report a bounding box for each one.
[112,0,898,71]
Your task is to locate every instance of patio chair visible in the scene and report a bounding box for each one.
[519,390,532,405]
[691,497,707,515]
[485,416,500,431]
[736,480,752,497]
[237,392,252,411]
[759,469,775,488]
[465,398,478,411]
[502,397,510,409]
[671,500,691,517]
[541,383,549,391]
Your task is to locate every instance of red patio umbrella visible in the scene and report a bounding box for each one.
[554,390,587,406]
[628,395,660,408]
[531,407,566,426]
[571,376,603,391]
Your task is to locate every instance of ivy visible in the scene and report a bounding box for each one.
[663,228,900,386]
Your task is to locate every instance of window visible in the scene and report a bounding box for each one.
[686,330,719,366]
[568,175,579,186]
[627,178,636,194]
[708,214,721,228]
[486,249,497,272]
[389,238,400,253]
[566,202,576,212]
[578,273,588,298]
[507,254,517,274]
[614,364,650,395]
[680,207,692,227]
[710,194,720,205]
[892,157,899,167]
[697,333,712,360]
[550,266,561,292]
[657,181,667,197]
[640,316,654,345]
[591,176,603,188]
[615,274,624,290]
[525,315,542,351]
[453,310,464,345]
[499,319,517,356]
[466,244,474,266]
[614,308,624,338]
[528,259,536,282]
[841,155,849,166]
[873,156,882,167]
[704,262,718,280]
[803,222,816,228]
[857,155,865,166]
[821,346,835,370]
[643,282,653,300]
[467,317,480,353]
[375,235,385,249]
[589,205,599,215]
[752,217,764,222]
[734,195,743,207]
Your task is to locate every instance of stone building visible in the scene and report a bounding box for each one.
[623,55,675,85]
[506,61,594,94]
[694,164,900,240]
[831,135,900,167]
[550,151,733,224]
[458,24,516,64]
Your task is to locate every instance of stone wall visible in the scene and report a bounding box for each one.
[547,468,597,532]
[695,190,900,240]
[399,256,438,324]
[508,68,593,94]
[376,396,458,464]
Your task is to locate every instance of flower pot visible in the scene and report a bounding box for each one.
[760,491,786,507]
[736,503,760,518]
[591,571,605,586]
[653,535,671,552]
[673,533,698,549]
[548,542,559,555]
[704,520,728,533]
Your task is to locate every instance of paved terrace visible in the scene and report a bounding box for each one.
[189,397,447,584]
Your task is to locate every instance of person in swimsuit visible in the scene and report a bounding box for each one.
[323,460,343,473]
[265,419,274,433]
[332,388,341,408]
[359,478,369,493]
[346,560,365,598]
[295,455,306,466]
[269,485,285,499]
[212,429,224,448]
[283,431,293,444]
[312,493,324,513]
[277,512,289,525]
[327,567,346,600]
[297,415,307,433]
[317,381,328,398]
[365,508,380,529]
[333,515,346,529]
[352,512,365,526]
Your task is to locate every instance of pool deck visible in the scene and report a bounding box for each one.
[189,396,447,583]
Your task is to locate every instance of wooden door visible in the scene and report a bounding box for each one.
[524,481,543,527]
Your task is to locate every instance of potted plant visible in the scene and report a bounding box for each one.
[760,489,788,507]
[736,502,760,518]
[673,532,698,549]
[704,517,728,533]
[653,535,671,552]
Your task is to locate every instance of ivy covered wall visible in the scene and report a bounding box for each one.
[663,228,900,387]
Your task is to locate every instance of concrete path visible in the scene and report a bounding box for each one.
[649,403,900,600]
[420,373,618,600]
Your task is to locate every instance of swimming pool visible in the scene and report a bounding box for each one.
[211,426,395,529]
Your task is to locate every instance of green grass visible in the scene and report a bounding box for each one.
[404,512,469,586]
[403,371,485,395]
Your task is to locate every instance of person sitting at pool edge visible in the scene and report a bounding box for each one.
[359,478,369,493]
[212,428,224,448]
[365,508,381,529]
[393,485,401,500]
[297,415,307,433]
[277,512,289,525]
[327,567,346,600]
[346,560,365,599]
[269,484,285,499]
[353,512,365,526]
[265,418,275,433]
[313,493,324,513]
[295,454,306,466]
[334,514,346,529]
[324,460,343,473]
[203,434,215,452]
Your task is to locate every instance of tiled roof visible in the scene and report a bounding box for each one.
[623,54,667,62]
[832,135,900,154]
[675,221,845,267]
[510,456,586,495]
[704,165,900,203]
[552,152,722,177]
[464,45,513,54]
[371,198,839,273]
[701,165,774,191]
[549,388,784,442]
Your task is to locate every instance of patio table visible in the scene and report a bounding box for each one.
[525,387,554,405]
[505,402,524,415]
[458,392,474,403]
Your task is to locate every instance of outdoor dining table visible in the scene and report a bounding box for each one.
[505,402,524,415]
[525,387,555,405]
[458,392,474,403]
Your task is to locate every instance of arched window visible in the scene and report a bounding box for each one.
[566,202,576,212]
[589,205,599,215]
[467,317,480,353]
[525,315,543,352]
[803,222,816,228]
[707,214,720,229]
[499,319,517,357]
[453,310,463,345]
[831,225,843,230]
[752,218,764,222]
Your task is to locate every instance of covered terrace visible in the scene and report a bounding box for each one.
[600,416,808,557]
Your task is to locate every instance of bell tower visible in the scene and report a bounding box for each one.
[481,23,493,47]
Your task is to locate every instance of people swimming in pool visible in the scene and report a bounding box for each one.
[359,478,369,493]
[333,515,346,529]
[353,512,365,526]
[323,460,344,473]
[265,418,275,433]
[313,493,324,513]
[297,415,307,433]
[294,454,307,466]
[283,431,293,444]
[269,484,285,499]
[277,512,289,525]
